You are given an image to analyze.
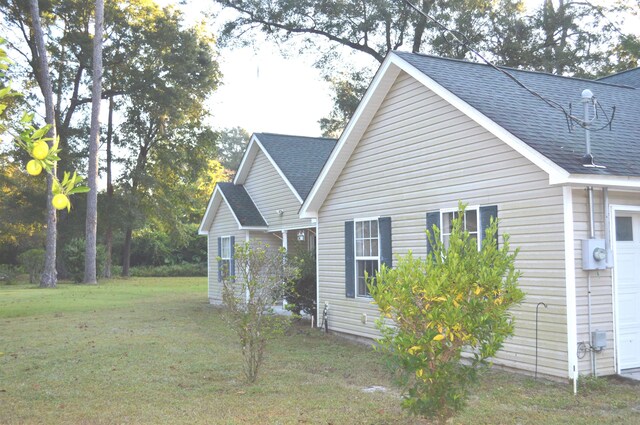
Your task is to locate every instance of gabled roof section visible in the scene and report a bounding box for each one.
[301,51,640,217]
[198,183,267,235]
[234,133,337,202]
[217,183,267,227]
[597,67,640,88]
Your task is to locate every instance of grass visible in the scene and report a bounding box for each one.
[1,277,639,424]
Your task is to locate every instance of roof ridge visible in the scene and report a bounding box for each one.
[256,132,337,141]
[393,50,638,90]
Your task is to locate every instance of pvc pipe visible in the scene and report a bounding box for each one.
[603,188,612,268]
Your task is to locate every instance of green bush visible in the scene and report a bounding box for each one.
[17,249,45,284]
[62,238,106,283]
[285,251,316,317]
[370,203,524,422]
[0,264,18,284]
[128,263,206,277]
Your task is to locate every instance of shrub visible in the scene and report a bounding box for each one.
[285,250,316,317]
[370,203,524,422]
[0,264,18,284]
[62,238,106,283]
[128,263,206,277]
[17,249,45,284]
[221,241,299,383]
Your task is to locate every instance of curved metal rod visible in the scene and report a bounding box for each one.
[536,302,548,379]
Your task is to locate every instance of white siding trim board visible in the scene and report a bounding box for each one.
[563,186,579,384]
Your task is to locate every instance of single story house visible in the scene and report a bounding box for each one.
[200,52,640,382]
[198,132,336,303]
[297,52,639,381]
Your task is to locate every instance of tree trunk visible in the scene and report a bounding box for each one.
[83,0,104,284]
[121,226,132,277]
[104,95,114,279]
[29,0,57,289]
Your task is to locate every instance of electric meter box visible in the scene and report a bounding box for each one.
[582,239,607,270]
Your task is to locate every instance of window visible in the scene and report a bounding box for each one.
[441,208,479,249]
[355,219,379,297]
[616,216,633,242]
[220,236,231,280]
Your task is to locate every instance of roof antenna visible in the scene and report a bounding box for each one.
[581,89,605,169]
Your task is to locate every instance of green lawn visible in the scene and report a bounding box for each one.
[1,277,638,424]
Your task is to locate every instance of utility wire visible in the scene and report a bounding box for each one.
[402,0,616,133]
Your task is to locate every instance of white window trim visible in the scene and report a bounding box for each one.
[354,217,380,298]
[220,235,232,280]
[440,206,480,250]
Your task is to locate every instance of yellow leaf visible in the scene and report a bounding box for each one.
[475,286,483,295]
[416,369,424,377]
[433,334,445,341]
[408,345,421,355]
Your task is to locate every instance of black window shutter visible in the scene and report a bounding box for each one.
[345,221,355,298]
[217,237,222,282]
[479,205,498,247]
[379,217,392,269]
[426,211,441,255]
[229,236,235,277]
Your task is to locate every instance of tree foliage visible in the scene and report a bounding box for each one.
[216,126,249,173]
[215,0,638,135]
[222,241,299,383]
[370,204,524,421]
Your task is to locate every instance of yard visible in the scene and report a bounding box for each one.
[0,277,638,424]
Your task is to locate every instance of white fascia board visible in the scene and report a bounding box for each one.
[550,173,640,189]
[198,185,223,235]
[252,135,304,204]
[563,186,579,381]
[300,57,402,218]
[233,135,259,185]
[392,54,569,182]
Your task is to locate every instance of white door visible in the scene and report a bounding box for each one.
[615,213,640,370]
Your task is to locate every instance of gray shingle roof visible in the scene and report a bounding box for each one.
[217,182,266,227]
[395,51,640,177]
[598,68,640,88]
[255,133,337,199]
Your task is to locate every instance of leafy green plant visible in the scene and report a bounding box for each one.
[285,250,317,317]
[370,203,524,422]
[17,249,45,284]
[62,238,106,283]
[0,264,18,284]
[221,241,299,383]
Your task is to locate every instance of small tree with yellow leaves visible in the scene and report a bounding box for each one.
[370,204,524,422]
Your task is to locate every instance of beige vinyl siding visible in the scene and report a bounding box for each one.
[317,71,569,378]
[572,188,640,376]
[244,150,314,231]
[207,203,243,304]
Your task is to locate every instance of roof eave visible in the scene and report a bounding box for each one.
[550,173,640,189]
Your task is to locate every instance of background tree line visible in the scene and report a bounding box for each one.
[0,0,248,282]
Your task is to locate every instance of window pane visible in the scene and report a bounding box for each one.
[364,239,371,256]
[616,217,633,242]
[371,239,378,256]
[357,259,378,297]
[466,210,478,232]
[371,221,378,238]
[356,221,363,238]
[364,220,370,238]
[443,234,451,249]
[356,240,364,256]
[443,212,454,234]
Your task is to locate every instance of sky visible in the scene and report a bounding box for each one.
[171,1,639,138]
